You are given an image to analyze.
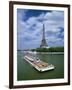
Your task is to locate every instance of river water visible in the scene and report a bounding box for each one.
[17,51,64,81]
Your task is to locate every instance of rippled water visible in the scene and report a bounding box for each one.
[17,51,64,81]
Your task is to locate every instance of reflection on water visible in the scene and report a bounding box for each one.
[17,51,64,81]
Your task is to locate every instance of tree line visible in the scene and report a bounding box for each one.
[31,47,64,52]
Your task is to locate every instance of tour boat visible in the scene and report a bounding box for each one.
[24,51,55,72]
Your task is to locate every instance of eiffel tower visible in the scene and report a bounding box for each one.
[40,24,48,48]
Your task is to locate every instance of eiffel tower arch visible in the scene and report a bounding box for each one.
[40,24,48,48]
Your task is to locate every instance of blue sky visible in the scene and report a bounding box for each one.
[17,9,64,50]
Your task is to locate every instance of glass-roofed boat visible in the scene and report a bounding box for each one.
[24,51,55,72]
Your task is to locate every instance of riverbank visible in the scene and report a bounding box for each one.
[18,50,64,55]
[37,52,64,54]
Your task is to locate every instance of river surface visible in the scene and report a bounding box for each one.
[17,51,64,81]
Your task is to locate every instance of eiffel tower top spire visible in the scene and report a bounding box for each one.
[42,24,45,39]
[40,24,48,48]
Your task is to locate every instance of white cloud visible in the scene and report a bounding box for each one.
[26,17,37,26]
[44,11,64,20]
